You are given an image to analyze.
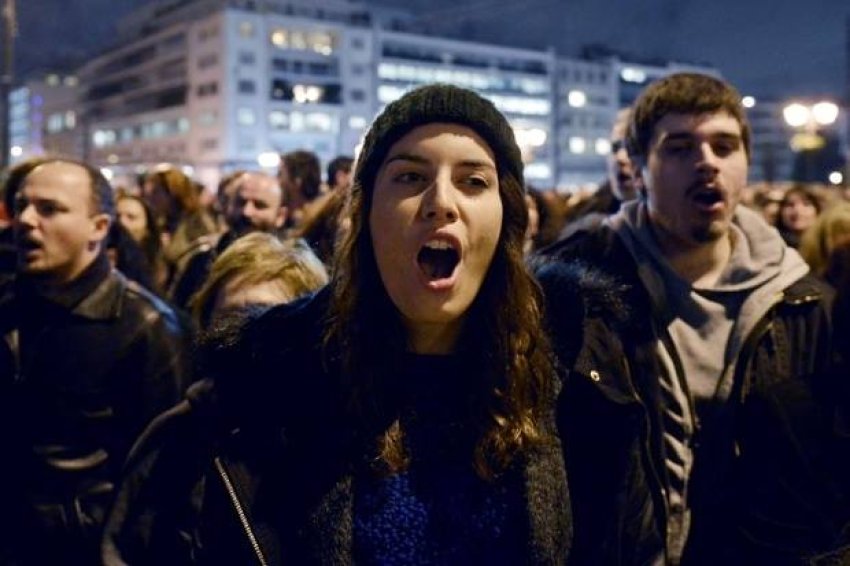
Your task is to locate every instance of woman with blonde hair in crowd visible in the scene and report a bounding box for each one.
[799,201,850,284]
[189,233,328,329]
[103,84,571,564]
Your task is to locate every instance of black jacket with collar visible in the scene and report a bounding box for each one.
[0,263,190,562]
[535,224,850,565]
[102,287,573,565]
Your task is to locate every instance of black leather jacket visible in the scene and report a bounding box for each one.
[0,264,190,563]
[536,225,850,565]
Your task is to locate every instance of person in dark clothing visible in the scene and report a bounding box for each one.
[0,157,190,565]
[102,84,572,565]
[559,108,640,240]
[116,194,166,291]
[326,154,354,192]
[279,149,322,229]
[169,171,288,310]
[105,219,159,294]
[536,73,850,564]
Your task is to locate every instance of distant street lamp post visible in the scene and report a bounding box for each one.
[1,0,17,170]
[782,100,840,183]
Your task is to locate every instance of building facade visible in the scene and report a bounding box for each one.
[9,0,736,191]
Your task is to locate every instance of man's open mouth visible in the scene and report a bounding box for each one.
[417,239,460,281]
[692,187,723,207]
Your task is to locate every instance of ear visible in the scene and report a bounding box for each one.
[90,213,111,246]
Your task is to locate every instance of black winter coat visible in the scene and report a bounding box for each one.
[0,268,190,564]
[536,225,850,566]
[103,288,574,565]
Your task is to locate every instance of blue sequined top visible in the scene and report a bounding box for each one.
[353,353,527,565]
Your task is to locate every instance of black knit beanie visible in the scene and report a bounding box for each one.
[353,84,524,194]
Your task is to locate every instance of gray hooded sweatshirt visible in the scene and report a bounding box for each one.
[606,200,810,563]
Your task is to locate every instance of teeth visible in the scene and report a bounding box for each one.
[424,240,453,250]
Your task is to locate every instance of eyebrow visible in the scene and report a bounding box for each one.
[660,131,742,143]
[383,153,496,170]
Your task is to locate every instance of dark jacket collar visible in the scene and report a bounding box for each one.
[15,252,112,312]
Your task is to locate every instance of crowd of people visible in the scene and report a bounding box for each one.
[0,75,848,565]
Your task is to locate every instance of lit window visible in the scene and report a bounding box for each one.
[569,137,586,154]
[293,84,322,103]
[620,67,647,83]
[348,115,367,129]
[64,111,76,129]
[291,31,307,50]
[513,127,547,148]
[309,31,335,55]
[525,163,551,180]
[595,138,611,155]
[269,111,289,129]
[237,107,256,126]
[46,74,59,86]
[568,90,587,108]
[270,29,288,48]
[305,112,334,132]
[64,76,78,87]
[47,113,64,133]
[239,21,255,38]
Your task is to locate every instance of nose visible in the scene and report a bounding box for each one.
[15,202,38,228]
[695,142,720,176]
[421,174,459,223]
[240,201,259,220]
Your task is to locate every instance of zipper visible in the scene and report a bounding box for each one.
[214,457,269,566]
[619,352,670,544]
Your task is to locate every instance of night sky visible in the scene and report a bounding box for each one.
[16,0,850,101]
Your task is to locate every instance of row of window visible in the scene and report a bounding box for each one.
[559,66,610,85]
[381,44,548,76]
[47,111,77,133]
[377,85,550,117]
[561,136,612,156]
[92,117,190,148]
[270,28,337,56]
[377,63,549,96]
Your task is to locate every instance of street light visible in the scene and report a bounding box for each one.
[782,99,843,182]
[783,100,839,152]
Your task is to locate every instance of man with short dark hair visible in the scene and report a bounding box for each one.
[0,158,189,564]
[326,155,353,192]
[170,171,287,309]
[279,149,321,228]
[537,73,849,563]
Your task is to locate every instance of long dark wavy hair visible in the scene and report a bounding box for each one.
[323,145,556,480]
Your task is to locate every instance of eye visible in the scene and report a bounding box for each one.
[711,138,741,157]
[393,170,427,184]
[35,201,62,216]
[663,141,693,156]
[462,175,491,189]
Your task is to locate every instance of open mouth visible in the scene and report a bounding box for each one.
[17,238,41,252]
[417,239,460,282]
[692,187,724,208]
